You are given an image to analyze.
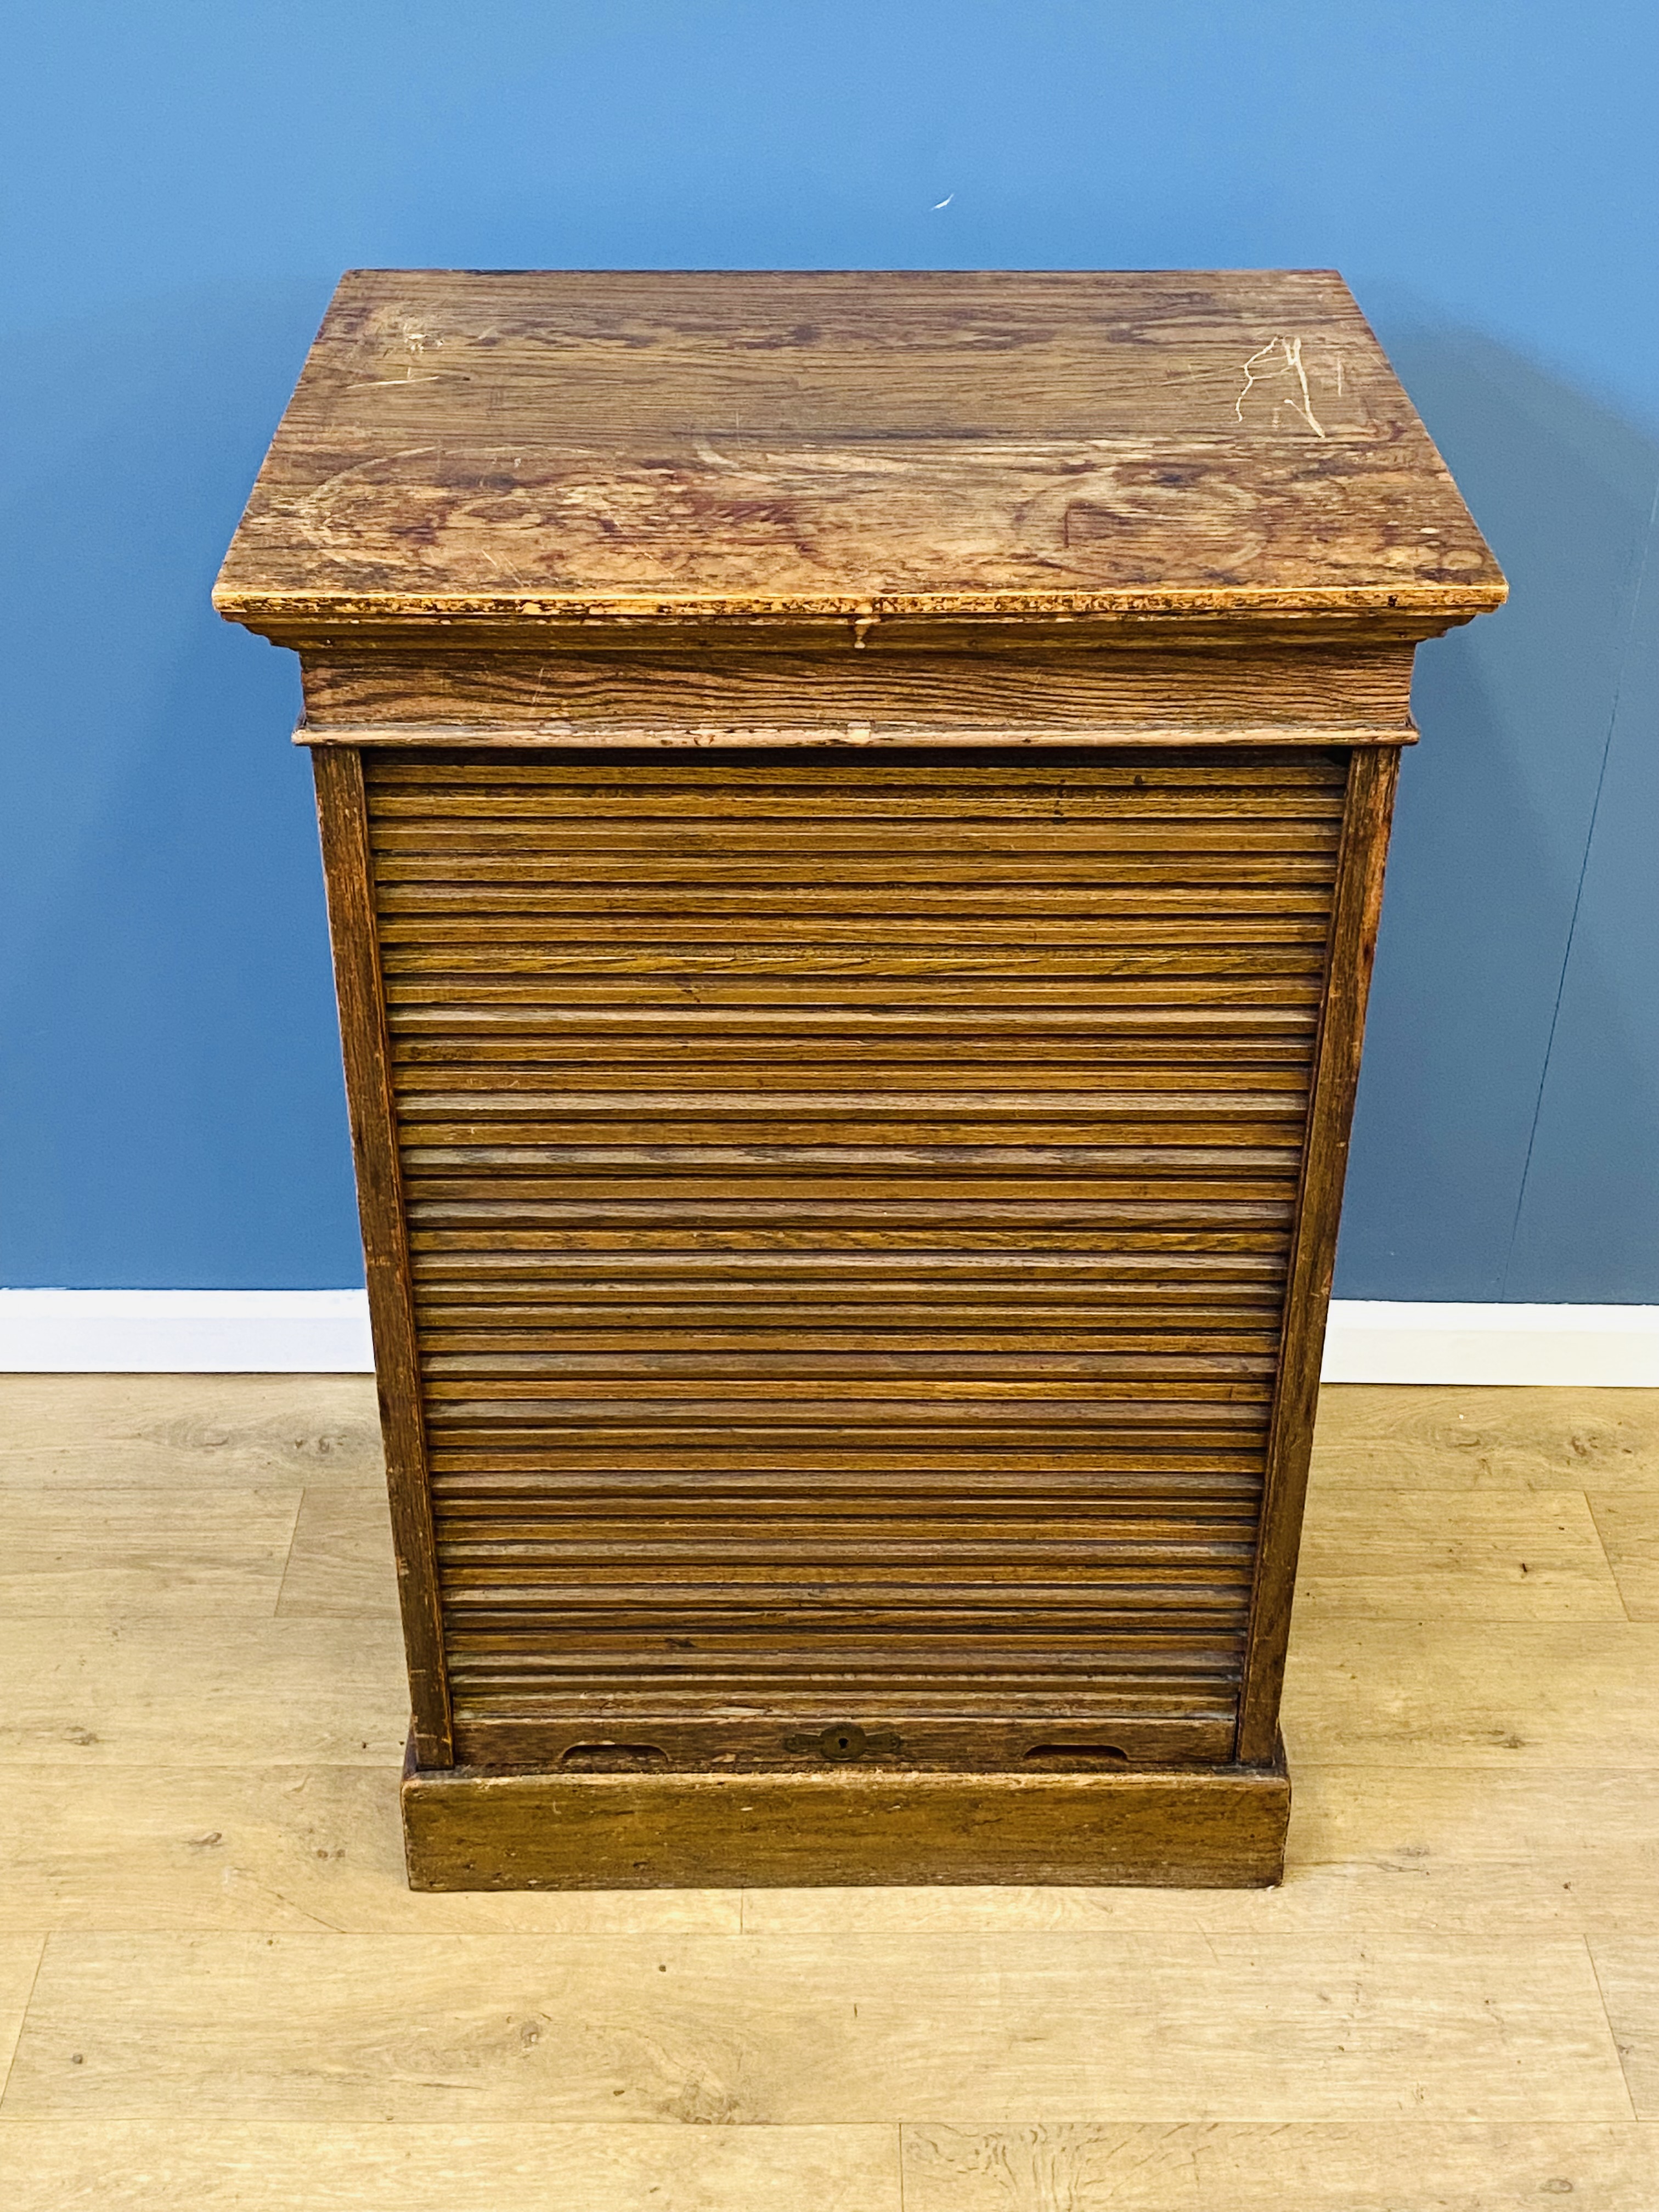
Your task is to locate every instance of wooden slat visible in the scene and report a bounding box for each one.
[369,758,1356,800]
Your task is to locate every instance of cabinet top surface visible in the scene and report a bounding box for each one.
[215,269,1504,630]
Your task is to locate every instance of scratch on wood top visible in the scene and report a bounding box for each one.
[215,270,1505,637]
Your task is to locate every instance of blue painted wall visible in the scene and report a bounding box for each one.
[3,1,1654,1296]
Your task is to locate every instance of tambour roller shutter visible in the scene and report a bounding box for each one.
[365,744,1347,1774]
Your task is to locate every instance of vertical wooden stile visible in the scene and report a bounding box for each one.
[1235,744,1401,1763]
[312,745,454,1766]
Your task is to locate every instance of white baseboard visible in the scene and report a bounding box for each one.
[1327,1291,1659,1380]
[1,1289,1655,1385]
[0,1291,376,1374]
[1319,1301,1659,1386]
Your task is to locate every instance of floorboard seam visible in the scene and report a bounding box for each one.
[1584,1934,1641,2120]
[0,1934,48,2115]
[271,1485,308,1619]
[1582,1493,1637,1624]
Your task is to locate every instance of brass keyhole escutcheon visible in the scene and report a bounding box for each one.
[782,1721,904,1764]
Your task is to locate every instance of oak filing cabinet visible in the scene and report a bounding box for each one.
[216,270,1504,1887]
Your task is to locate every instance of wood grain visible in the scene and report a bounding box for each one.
[8,2124,1654,2212]
[0,1375,382,1489]
[0,1938,46,2101]
[400,1757,1289,1889]
[312,746,452,1765]
[902,2121,1659,2211]
[0,1488,301,1616]
[1283,1620,1659,1767]
[1288,1764,1659,1939]
[1587,1493,1659,1619]
[300,635,1417,735]
[212,270,1504,633]
[1310,1384,1659,1492]
[0,2121,894,2212]
[1589,1944,1659,2118]
[0,1613,408,1767]
[1296,1487,1628,1619]
[1,1929,1627,2123]
[276,1485,399,1619]
[0,1767,738,1935]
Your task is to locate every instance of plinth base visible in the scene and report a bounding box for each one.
[400,1743,1290,1890]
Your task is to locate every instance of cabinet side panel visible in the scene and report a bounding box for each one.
[312,746,454,1765]
[1235,744,1401,1763]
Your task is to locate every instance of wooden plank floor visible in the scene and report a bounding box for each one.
[0,1378,1655,2209]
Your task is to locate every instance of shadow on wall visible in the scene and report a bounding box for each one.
[1504,498,1659,1302]
[0,286,1654,1297]
[1337,316,1659,1304]
[0,282,362,1286]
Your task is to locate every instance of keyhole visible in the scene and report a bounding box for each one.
[817,1722,868,1762]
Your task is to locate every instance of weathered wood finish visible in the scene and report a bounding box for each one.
[298,636,1420,739]
[217,270,1504,1886]
[212,270,1504,634]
